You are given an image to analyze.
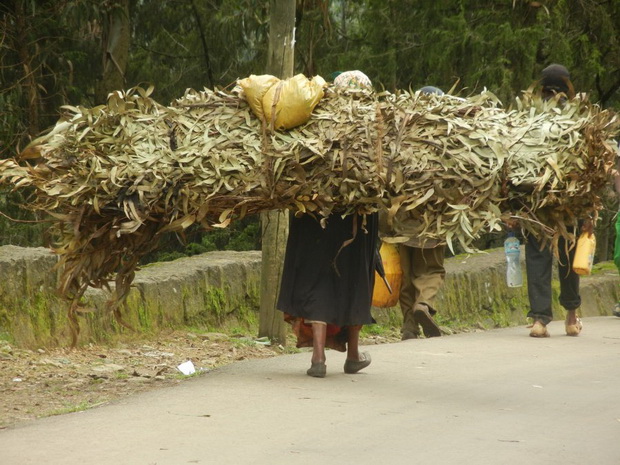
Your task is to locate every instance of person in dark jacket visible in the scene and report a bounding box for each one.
[396,85,446,340]
[525,64,584,338]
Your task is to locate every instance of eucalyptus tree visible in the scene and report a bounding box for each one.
[0,0,107,245]
[296,0,620,108]
[127,0,270,103]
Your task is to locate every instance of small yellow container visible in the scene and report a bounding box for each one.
[572,232,596,276]
[372,242,403,308]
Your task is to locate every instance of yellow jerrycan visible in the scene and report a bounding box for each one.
[372,242,403,308]
[572,232,596,276]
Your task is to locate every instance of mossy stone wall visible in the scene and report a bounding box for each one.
[374,247,620,330]
[1,245,618,348]
[0,247,261,348]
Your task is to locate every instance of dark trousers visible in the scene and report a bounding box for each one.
[525,233,581,325]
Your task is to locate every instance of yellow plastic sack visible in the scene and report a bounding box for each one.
[372,242,403,308]
[237,74,280,121]
[262,74,326,130]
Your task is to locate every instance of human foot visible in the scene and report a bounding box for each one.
[529,320,549,338]
[344,352,371,374]
[565,310,582,336]
[307,361,326,378]
[413,304,441,338]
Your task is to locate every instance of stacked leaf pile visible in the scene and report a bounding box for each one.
[505,94,618,245]
[0,84,617,338]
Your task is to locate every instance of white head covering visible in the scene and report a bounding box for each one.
[333,70,373,91]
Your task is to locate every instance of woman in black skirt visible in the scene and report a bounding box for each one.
[277,70,378,378]
[277,211,378,378]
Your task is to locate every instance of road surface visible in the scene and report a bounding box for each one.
[2,317,619,465]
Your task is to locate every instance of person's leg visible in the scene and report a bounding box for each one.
[413,245,447,308]
[411,246,444,337]
[525,234,553,336]
[344,325,371,374]
[346,325,361,361]
[398,245,419,339]
[310,322,326,363]
[307,322,327,377]
[557,233,582,335]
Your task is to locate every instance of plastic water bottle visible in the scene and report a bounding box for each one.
[504,232,523,287]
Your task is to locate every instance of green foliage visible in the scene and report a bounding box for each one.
[0,191,47,247]
[128,0,270,103]
[141,217,260,264]
[307,1,620,107]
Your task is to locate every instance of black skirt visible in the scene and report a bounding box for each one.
[277,212,378,347]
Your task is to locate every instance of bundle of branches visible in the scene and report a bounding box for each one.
[0,84,617,342]
[504,94,619,250]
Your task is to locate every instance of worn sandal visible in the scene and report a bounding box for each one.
[529,320,550,338]
[565,317,583,337]
[306,361,326,378]
[344,352,371,374]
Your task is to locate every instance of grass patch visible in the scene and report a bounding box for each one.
[48,400,106,417]
[592,261,618,274]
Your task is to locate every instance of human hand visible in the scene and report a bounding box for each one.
[582,218,594,235]
[502,215,519,231]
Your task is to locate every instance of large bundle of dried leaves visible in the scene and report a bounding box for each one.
[0,84,617,340]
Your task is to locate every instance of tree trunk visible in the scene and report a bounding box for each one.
[95,0,131,104]
[13,0,40,137]
[259,0,296,344]
[190,0,214,89]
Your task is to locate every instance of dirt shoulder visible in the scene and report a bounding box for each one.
[0,329,400,429]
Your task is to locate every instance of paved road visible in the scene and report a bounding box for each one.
[2,317,620,465]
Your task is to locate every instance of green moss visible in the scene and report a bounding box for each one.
[135,300,152,330]
[435,269,531,330]
[235,300,258,328]
[372,306,402,327]
[361,323,399,338]
[28,293,53,340]
[203,287,227,325]
[0,304,13,343]
[592,262,618,274]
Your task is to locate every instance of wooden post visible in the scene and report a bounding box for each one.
[259,0,296,344]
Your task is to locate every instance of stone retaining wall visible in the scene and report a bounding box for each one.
[0,247,261,348]
[432,249,620,329]
[1,245,618,348]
